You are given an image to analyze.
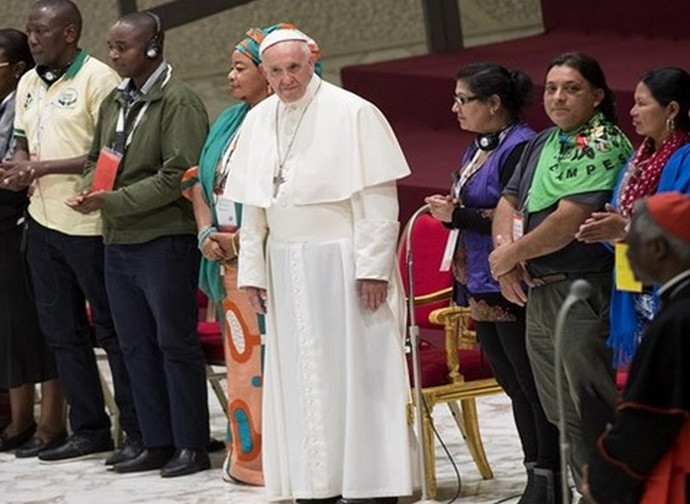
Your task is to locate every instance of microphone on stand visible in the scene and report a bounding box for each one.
[554,278,591,504]
[405,203,442,504]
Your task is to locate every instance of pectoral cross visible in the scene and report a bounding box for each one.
[272,171,285,198]
[272,81,322,200]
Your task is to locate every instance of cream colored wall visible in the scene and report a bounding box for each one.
[3,0,120,58]
[2,0,541,120]
[133,0,431,119]
[461,0,543,46]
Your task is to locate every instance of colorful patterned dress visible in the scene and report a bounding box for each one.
[182,102,263,485]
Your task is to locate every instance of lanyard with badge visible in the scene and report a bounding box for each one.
[91,63,173,191]
[91,102,149,192]
[513,168,537,243]
[214,130,242,231]
[512,203,526,242]
[440,149,483,271]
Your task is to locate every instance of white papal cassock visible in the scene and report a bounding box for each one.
[223,75,416,500]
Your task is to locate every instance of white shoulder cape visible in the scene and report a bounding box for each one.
[223,78,410,207]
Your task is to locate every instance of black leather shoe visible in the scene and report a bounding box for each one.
[38,434,113,463]
[337,499,399,504]
[207,438,225,452]
[160,448,210,478]
[296,498,341,504]
[112,447,175,473]
[105,437,145,466]
[0,423,37,452]
[15,430,67,458]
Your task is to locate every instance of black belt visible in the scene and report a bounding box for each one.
[530,271,609,288]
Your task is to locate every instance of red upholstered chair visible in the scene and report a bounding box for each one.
[616,366,629,390]
[196,290,228,417]
[398,209,503,497]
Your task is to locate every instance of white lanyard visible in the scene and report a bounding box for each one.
[113,63,172,152]
[454,148,483,198]
[115,102,149,150]
[442,151,485,271]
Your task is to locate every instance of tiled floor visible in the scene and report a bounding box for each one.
[0,366,557,504]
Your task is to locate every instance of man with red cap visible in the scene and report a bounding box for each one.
[582,191,690,503]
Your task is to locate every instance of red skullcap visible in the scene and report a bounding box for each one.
[646,191,690,243]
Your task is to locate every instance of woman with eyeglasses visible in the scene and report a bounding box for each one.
[425,63,560,504]
[0,28,66,456]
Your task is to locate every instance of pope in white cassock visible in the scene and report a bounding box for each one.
[221,28,415,504]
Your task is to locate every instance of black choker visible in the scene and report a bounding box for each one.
[36,61,72,85]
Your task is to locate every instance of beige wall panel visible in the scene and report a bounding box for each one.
[459,0,543,46]
[2,0,542,119]
[3,0,120,60]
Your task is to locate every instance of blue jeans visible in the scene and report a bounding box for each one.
[105,235,209,449]
[26,219,139,439]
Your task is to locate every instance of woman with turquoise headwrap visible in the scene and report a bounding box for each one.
[182,23,306,485]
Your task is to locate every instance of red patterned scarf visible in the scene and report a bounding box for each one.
[617,130,690,217]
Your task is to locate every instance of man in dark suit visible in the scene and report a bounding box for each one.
[583,192,690,504]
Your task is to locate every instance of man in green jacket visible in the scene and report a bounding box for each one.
[69,11,210,478]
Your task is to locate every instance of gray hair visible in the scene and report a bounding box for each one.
[286,39,311,60]
[633,200,690,262]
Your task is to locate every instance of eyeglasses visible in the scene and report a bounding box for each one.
[0,62,11,69]
[453,94,480,106]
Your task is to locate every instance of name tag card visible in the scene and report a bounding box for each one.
[215,196,238,231]
[615,242,643,292]
[440,229,459,272]
[512,211,525,241]
[91,147,121,192]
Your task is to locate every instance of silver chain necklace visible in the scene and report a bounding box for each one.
[273,80,322,197]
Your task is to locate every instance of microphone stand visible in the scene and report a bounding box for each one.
[554,279,592,504]
[405,204,442,504]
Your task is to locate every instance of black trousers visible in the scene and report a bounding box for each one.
[26,219,139,439]
[105,235,208,449]
[475,309,560,469]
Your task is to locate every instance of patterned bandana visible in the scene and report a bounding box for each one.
[235,23,324,76]
[528,112,633,213]
[616,130,690,217]
[235,23,293,65]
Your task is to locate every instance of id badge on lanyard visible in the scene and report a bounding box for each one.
[214,134,241,232]
[93,102,149,191]
[440,228,459,272]
[512,211,525,241]
[215,197,239,232]
[92,147,122,191]
[614,242,643,292]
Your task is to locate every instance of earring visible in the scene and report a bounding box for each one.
[666,117,675,131]
[490,109,496,116]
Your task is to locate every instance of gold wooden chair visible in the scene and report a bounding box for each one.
[399,210,504,497]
